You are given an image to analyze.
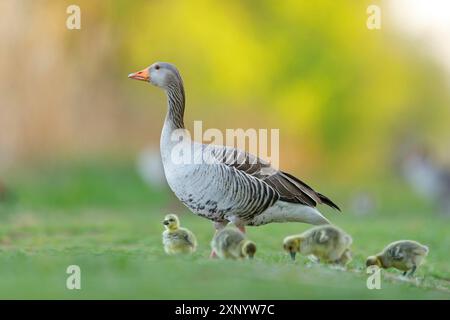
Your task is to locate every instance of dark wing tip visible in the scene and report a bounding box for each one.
[317,193,341,212]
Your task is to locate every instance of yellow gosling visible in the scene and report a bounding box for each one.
[283,225,353,264]
[211,228,257,260]
[162,214,197,255]
[336,248,352,266]
[366,240,429,276]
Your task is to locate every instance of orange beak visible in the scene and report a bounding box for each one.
[128,68,150,82]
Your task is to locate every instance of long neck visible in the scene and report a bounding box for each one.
[160,79,188,164]
[165,81,185,130]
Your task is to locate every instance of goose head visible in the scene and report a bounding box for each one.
[283,236,302,261]
[366,255,382,268]
[128,62,182,90]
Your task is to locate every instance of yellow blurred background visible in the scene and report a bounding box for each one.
[1,0,449,182]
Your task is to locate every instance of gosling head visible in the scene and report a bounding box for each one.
[242,241,257,259]
[283,236,302,261]
[163,213,180,231]
[366,255,382,268]
[128,62,182,90]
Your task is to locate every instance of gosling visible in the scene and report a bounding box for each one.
[336,248,352,266]
[283,225,353,264]
[162,213,197,255]
[211,228,257,260]
[366,240,429,276]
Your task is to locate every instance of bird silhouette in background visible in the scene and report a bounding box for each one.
[399,144,450,216]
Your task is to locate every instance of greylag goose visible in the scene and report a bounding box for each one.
[400,145,450,216]
[129,62,340,254]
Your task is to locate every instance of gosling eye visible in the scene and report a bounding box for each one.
[155,65,160,70]
[169,219,174,222]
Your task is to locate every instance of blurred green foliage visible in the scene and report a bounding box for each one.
[1,0,449,182]
[110,0,450,178]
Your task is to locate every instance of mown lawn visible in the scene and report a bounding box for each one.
[0,160,449,299]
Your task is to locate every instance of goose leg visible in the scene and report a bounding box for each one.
[210,221,227,258]
[408,265,417,277]
[229,216,246,234]
[237,225,246,234]
[209,249,218,258]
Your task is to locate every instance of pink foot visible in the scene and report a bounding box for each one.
[237,225,246,234]
[209,250,218,259]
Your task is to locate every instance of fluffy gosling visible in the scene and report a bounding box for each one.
[211,228,257,260]
[162,214,197,255]
[336,248,352,266]
[283,225,353,264]
[366,240,429,276]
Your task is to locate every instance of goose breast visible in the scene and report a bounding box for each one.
[163,159,279,223]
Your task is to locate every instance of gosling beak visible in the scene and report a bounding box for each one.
[163,220,169,226]
[128,68,150,82]
[290,252,296,261]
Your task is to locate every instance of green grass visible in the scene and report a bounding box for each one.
[0,160,449,299]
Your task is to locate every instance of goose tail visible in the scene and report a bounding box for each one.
[317,192,341,211]
[252,202,331,226]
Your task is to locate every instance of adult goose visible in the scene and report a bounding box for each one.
[129,62,340,252]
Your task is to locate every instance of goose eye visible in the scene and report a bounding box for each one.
[155,65,160,70]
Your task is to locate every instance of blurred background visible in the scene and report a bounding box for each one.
[0,0,449,299]
[1,0,449,177]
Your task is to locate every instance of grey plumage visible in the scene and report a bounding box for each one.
[129,62,340,231]
[212,146,340,209]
